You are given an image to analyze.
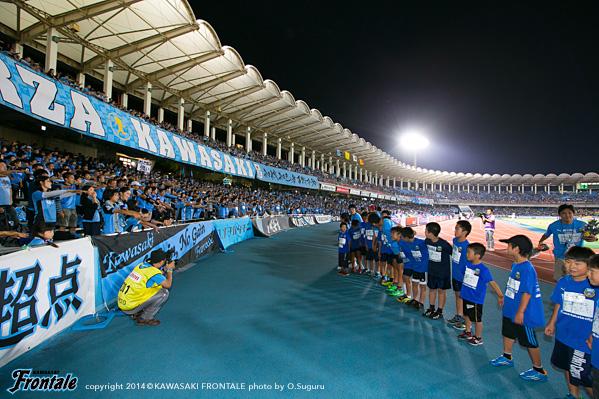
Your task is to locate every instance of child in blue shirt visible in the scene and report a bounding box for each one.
[586,255,599,399]
[365,213,380,278]
[359,211,370,274]
[457,243,503,346]
[448,220,471,329]
[491,235,547,382]
[348,219,362,274]
[337,222,350,276]
[401,227,429,311]
[545,246,597,399]
[423,222,453,320]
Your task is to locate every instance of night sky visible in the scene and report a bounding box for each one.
[192,1,598,176]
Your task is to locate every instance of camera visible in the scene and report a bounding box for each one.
[165,248,176,265]
[475,212,485,217]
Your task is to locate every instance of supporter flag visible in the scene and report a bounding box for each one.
[336,149,342,157]
[344,151,350,160]
[352,155,357,162]
[359,159,364,165]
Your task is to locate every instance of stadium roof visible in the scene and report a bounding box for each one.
[0,0,596,186]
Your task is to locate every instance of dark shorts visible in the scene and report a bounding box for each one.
[501,316,539,348]
[592,366,599,396]
[403,268,413,277]
[350,248,361,255]
[380,252,389,262]
[462,299,483,322]
[452,278,463,292]
[366,249,379,261]
[389,254,401,266]
[338,253,349,269]
[360,246,367,255]
[551,339,593,387]
[427,275,451,290]
[412,271,427,284]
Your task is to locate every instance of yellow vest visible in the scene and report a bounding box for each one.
[117,262,163,311]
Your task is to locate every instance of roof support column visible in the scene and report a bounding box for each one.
[387,176,390,188]
[467,184,470,193]
[263,134,268,156]
[77,73,85,89]
[498,185,501,194]
[509,183,513,193]
[560,183,564,194]
[14,43,23,58]
[289,143,294,164]
[187,119,192,133]
[204,111,210,137]
[534,184,537,194]
[231,132,236,146]
[157,108,164,123]
[144,81,152,116]
[246,127,252,152]
[311,151,315,170]
[276,138,282,159]
[227,120,233,147]
[320,154,325,172]
[329,157,333,174]
[45,27,58,73]
[121,93,128,108]
[211,127,216,141]
[477,184,480,193]
[348,164,353,180]
[369,172,372,184]
[177,98,185,131]
[343,162,347,179]
[301,147,306,167]
[336,160,340,177]
[103,59,113,100]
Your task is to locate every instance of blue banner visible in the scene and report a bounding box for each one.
[213,217,254,249]
[92,222,219,302]
[0,52,319,189]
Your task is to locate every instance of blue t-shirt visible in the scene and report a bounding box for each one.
[425,237,452,278]
[451,238,469,282]
[403,238,429,273]
[364,223,376,250]
[348,227,361,249]
[380,218,397,254]
[360,221,368,247]
[60,184,76,209]
[398,239,411,269]
[338,231,350,254]
[32,191,57,223]
[0,176,11,206]
[550,276,598,354]
[545,219,586,259]
[460,261,494,305]
[591,301,599,368]
[350,213,363,223]
[503,260,545,327]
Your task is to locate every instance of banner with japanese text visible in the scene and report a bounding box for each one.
[92,222,219,303]
[213,218,254,249]
[0,52,318,189]
[0,238,96,368]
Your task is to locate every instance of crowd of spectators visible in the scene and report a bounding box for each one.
[1,43,598,223]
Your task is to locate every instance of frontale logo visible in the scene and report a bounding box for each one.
[109,113,131,140]
[266,219,281,234]
[7,369,78,394]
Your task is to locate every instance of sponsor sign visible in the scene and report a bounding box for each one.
[336,187,350,194]
[315,215,332,224]
[320,183,336,192]
[349,189,361,195]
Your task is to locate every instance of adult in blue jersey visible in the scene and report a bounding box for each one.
[0,161,23,228]
[349,204,363,223]
[102,189,141,234]
[538,204,597,281]
[31,176,61,224]
[58,172,78,234]
[80,185,101,236]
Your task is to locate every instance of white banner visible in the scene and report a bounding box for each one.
[320,183,336,192]
[0,238,96,367]
[136,159,152,174]
[349,189,361,195]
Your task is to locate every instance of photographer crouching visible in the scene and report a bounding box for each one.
[117,249,174,326]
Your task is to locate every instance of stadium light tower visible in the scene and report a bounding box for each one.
[400,132,429,167]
